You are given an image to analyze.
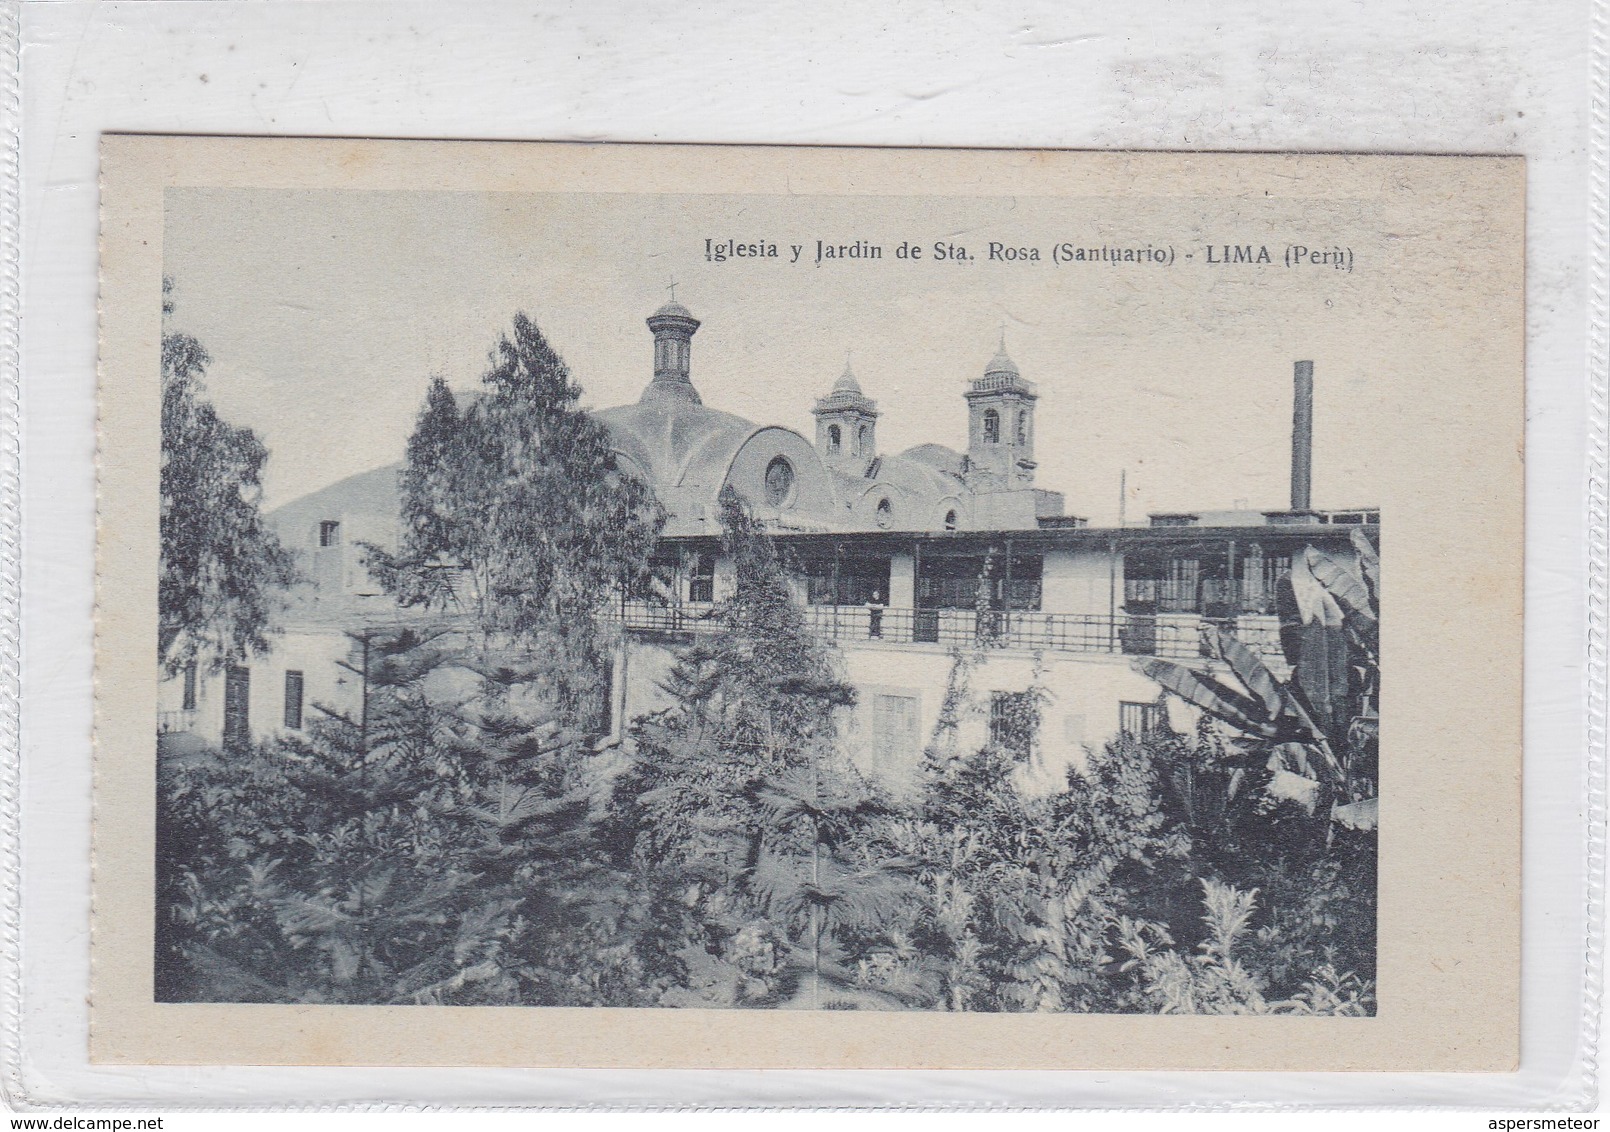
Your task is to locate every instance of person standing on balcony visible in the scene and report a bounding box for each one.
[866,589,885,639]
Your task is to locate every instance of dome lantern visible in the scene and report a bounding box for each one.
[642,286,702,405]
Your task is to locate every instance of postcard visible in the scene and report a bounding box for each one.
[94,138,1522,1069]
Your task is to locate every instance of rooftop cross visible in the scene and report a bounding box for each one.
[666,277,678,303]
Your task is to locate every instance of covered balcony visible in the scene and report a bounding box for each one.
[608,598,1285,667]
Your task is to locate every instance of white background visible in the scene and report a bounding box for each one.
[7,0,1602,1112]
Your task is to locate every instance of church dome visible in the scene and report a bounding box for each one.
[652,299,695,321]
[970,335,1035,397]
[595,399,756,494]
[984,345,1020,378]
[814,356,878,417]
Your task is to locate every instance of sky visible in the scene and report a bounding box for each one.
[161,185,1457,522]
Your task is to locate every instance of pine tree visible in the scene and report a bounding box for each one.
[156,626,642,1006]
[613,487,938,1009]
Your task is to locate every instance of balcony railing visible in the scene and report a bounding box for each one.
[970,371,1036,394]
[1123,577,1283,615]
[609,600,1286,666]
[158,709,197,734]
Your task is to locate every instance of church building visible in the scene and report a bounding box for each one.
[590,298,1065,538]
[160,299,1377,796]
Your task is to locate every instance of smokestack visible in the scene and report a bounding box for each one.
[1291,360,1313,512]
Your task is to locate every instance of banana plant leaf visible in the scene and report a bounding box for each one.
[1204,627,1332,753]
[1203,626,1287,720]
[1350,528,1380,601]
[1266,741,1317,778]
[1304,546,1377,627]
[1332,796,1378,831]
[1289,553,1346,628]
[1290,621,1351,745]
[1129,657,1277,737]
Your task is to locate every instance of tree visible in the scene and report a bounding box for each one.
[367,313,664,728]
[1113,876,1374,1016]
[156,625,642,1006]
[159,310,672,1007]
[611,487,931,1009]
[893,713,1190,1013]
[159,278,298,674]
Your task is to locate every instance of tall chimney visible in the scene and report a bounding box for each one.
[1291,360,1313,512]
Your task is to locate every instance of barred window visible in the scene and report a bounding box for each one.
[989,691,1037,757]
[688,552,716,603]
[1120,701,1168,739]
[223,666,251,752]
[284,670,305,730]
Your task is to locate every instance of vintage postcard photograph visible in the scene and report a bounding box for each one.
[94,140,1523,1069]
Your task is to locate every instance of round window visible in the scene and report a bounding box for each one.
[875,497,894,529]
[764,456,796,507]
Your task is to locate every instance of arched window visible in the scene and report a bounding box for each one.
[857,423,869,455]
[1016,410,1028,446]
[827,424,841,452]
[764,456,796,507]
[875,498,894,529]
[944,510,958,531]
[982,409,1000,444]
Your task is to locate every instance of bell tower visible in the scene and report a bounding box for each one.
[965,336,1037,489]
[812,356,879,469]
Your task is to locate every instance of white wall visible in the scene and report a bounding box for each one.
[968,488,1042,530]
[1041,545,1118,619]
[836,641,1192,795]
[615,628,1200,799]
[887,552,915,608]
[622,638,683,726]
[161,627,364,748]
